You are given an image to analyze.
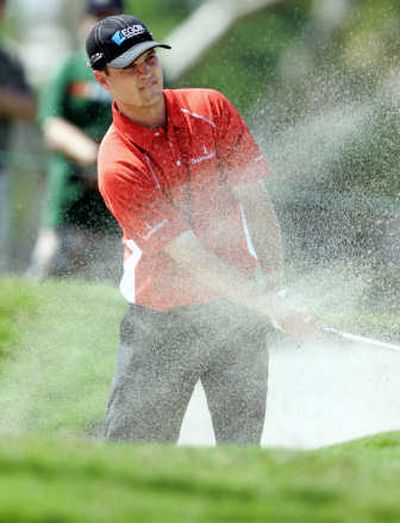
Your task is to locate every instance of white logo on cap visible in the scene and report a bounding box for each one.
[122,24,146,39]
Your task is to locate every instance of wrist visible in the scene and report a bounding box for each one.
[251,289,286,316]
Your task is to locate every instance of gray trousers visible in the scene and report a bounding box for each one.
[104,300,270,445]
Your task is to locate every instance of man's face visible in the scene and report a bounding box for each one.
[96,49,164,109]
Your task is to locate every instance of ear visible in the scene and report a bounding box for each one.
[93,70,110,92]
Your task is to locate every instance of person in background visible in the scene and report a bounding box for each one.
[0,0,36,272]
[86,14,322,445]
[27,0,125,282]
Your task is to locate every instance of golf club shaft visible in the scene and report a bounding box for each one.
[323,326,400,354]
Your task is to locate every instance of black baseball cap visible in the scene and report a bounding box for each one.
[86,0,123,15]
[86,14,171,70]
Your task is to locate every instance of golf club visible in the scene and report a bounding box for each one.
[322,326,400,354]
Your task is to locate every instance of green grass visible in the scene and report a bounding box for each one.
[0,278,37,361]
[0,432,399,522]
[0,277,125,437]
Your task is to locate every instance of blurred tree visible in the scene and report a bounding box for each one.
[162,0,286,81]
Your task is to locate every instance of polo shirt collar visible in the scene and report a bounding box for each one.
[164,89,187,129]
[112,90,186,151]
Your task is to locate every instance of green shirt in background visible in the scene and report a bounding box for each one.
[39,50,116,231]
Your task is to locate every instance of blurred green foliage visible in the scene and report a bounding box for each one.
[124,0,191,37]
[176,7,307,110]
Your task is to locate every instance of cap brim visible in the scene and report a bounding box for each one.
[108,41,171,69]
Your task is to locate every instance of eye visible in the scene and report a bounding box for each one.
[146,54,157,64]
[122,62,136,71]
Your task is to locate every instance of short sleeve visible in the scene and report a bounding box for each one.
[99,155,190,255]
[212,91,270,186]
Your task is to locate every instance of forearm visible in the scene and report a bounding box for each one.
[164,230,282,318]
[235,180,284,289]
[164,230,322,339]
[42,117,98,166]
[245,199,284,288]
[0,88,36,121]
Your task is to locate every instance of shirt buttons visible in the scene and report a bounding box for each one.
[154,131,160,137]
[176,160,182,167]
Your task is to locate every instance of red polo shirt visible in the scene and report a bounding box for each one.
[98,88,270,310]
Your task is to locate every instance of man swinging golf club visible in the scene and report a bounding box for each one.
[86,13,321,444]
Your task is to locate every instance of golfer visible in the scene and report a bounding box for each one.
[86,14,320,444]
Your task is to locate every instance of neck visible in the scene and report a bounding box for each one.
[116,95,166,129]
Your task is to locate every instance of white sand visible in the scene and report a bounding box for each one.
[179,337,400,449]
